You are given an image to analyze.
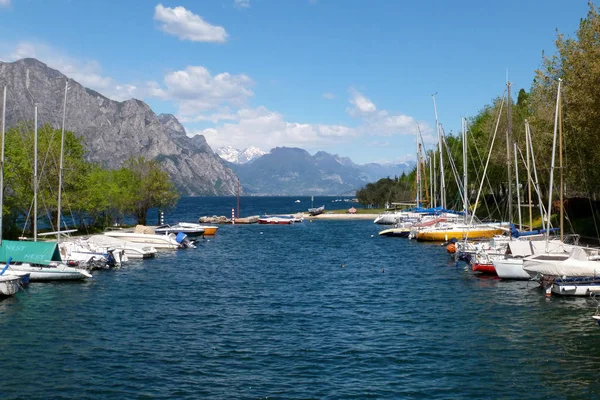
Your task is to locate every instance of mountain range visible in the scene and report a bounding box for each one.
[216,146,267,164]
[0,58,238,196]
[0,58,415,196]
[225,147,415,195]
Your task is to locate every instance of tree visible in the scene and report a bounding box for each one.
[121,156,179,225]
[529,1,600,197]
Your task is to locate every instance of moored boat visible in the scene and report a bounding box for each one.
[308,205,325,216]
[0,275,20,296]
[258,215,295,225]
[154,222,206,236]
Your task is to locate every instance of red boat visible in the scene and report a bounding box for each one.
[472,263,497,275]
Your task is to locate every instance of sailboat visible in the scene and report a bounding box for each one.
[415,117,505,242]
[1,84,91,281]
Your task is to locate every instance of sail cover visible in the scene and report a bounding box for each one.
[0,240,62,265]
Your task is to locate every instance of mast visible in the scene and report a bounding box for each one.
[546,79,562,249]
[415,125,420,207]
[34,105,38,242]
[432,94,445,208]
[506,82,513,227]
[429,155,433,207]
[526,121,546,230]
[513,142,522,231]
[559,93,564,241]
[432,151,437,207]
[526,120,532,231]
[57,80,68,244]
[0,86,5,245]
[462,117,468,218]
[237,178,241,218]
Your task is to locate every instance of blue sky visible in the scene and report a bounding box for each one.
[0,0,590,164]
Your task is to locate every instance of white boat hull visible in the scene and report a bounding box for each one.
[551,281,600,296]
[103,232,180,249]
[6,263,92,281]
[0,275,20,296]
[492,258,530,280]
[86,235,156,259]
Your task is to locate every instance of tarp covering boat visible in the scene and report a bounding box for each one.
[0,240,62,265]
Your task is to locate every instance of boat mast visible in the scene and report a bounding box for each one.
[559,93,563,241]
[526,120,532,231]
[432,94,445,208]
[513,142,522,230]
[415,125,420,207]
[0,86,5,246]
[34,105,38,242]
[462,117,468,218]
[57,81,68,244]
[545,79,562,250]
[237,178,240,219]
[526,121,546,230]
[506,82,513,228]
[432,152,437,207]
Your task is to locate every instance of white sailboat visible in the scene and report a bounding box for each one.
[2,84,91,281]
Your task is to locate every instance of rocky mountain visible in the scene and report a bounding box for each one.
[217,146,266,164]
[0,58,238,196]
[228,147,415,195]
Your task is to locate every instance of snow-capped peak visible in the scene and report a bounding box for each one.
[217,146,266,164]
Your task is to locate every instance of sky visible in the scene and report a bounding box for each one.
[0,0,591,164]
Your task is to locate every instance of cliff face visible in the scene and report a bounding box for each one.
[0,58,238,196]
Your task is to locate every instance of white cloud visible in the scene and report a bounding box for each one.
[346,88,433,140]
[154,4,227,43]
[148,65,254,116]
[347,88,376,115]
[2,41,137,101]
[234,0,250,8]
[196,106,357,150]
[322,92,335,100]
[0,0,10,7]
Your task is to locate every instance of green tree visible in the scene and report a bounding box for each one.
[121,156,179,225]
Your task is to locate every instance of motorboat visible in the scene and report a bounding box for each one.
[6,262,92,281]
[195,225,219,235]
[104,225,185,249]
[85,235,157,259]
[59,239,126,268]
[154,222,206,236]
[258,215,295,225]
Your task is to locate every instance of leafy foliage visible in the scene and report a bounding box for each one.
[1,124,179,237]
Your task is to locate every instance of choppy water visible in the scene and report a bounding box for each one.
[2,197,600,399]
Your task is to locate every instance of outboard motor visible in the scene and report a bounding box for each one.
[105,248,118,268]
[176,232,196,249]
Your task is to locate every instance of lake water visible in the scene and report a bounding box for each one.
[1,196,600,399]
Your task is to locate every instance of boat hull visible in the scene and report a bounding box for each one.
[198,226,218,235]
[0,275,20,296]
[6,264,92,281]
[416,228,503,242]
[103,232,180,249]
[551,279,600,296]
[472,263,497,275]
[492,259,530,280]
[378,228,410,237]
